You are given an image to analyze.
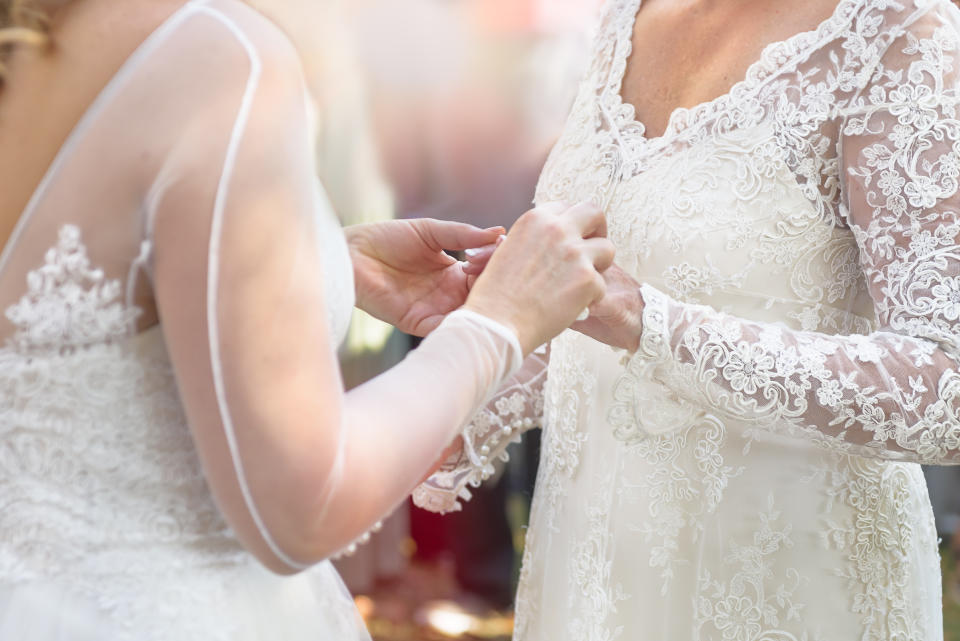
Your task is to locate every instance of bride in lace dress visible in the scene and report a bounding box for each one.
[0,0,616,638]
[419,0,960,639]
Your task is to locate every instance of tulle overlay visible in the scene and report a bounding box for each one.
[1,0,528,634]
[0,0,373,636]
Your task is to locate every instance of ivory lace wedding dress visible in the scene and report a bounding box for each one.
[0,0,524,638]
[418,1,960,639]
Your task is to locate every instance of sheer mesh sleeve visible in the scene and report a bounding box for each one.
[413,346,548,513]
[139,2,523,573]
[630,12,960,465]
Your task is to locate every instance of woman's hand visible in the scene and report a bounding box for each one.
[465,201,615,356]
[570,262,645,352]
[346,219,505,336]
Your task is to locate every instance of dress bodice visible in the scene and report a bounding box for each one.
[0,208,353,592]
[0,1,362,638]
[0,187,357,641]
[537,0,887,338]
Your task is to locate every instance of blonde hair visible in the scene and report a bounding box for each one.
[0,0,54,80]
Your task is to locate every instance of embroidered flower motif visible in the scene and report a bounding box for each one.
[5,226,139,353]
[713,596,763,641]
[816,378,844,409]
[939,152,960,178]
[664,263,706,298]
[886,193,908,216]
[877,169,906,197]
[888,84,939,129]
[888,123,915,150]
[722,342,775,395]
[931,276,960,321]
[908,229,940,258]
[0,229,252,636]
[903,174,943,209]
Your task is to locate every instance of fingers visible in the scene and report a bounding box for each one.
[462,258,488,276]
[464,241,497,263]
[525,201,605,238]
[589,270,608,306]
[416,316,444,336]
[462,235,504,275]
[564,201,607,239]
[417,219,505,251]
[462,262,483,276]
[581,237,616,273]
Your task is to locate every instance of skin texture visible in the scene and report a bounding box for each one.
[346,219,503,336]
[0,0,183,235]
[466,201,614,355]
[571,262,645,352]
[0,0,185,324]
[620,0,841,139]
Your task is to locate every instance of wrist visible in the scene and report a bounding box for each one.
[349,264,371,315]
[444,308,525,377]
[462,300,528,356]
[344,227,373,313]
[624,286,645,352]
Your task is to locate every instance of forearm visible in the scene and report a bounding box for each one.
[414,348,549,513]
[635,284,960,464]
[311,309,524,555]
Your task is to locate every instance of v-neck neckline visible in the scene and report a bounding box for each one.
[602,0,861,151]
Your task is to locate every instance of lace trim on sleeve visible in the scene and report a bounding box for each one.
[413,347,548,513]
[618,15,960,466]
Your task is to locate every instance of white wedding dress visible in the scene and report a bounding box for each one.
[418,1,960,639]
[0,0,524,638]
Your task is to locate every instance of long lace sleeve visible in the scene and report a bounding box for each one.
[145,2,522,573]
[630,13,960,465]
[413,347,549,514]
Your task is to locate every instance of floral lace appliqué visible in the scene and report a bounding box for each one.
[5,225,139,353]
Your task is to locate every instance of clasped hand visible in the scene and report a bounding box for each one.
[346,208,644,352]
[346,218,503,337]
[569,261,645,352]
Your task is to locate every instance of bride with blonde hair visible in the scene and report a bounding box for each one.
[0,0,615,638]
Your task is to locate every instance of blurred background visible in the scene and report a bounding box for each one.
[255,1,960,639]
[304,2,596,639]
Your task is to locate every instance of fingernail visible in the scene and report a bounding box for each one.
[465,248,482,258]
[485,226,505,232]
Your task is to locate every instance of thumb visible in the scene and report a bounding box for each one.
[417,219,505,251]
